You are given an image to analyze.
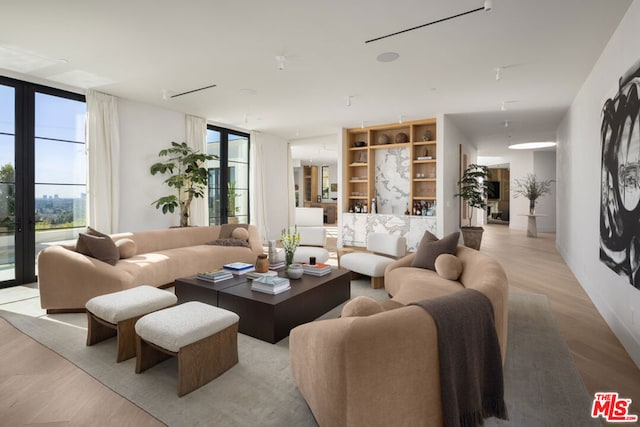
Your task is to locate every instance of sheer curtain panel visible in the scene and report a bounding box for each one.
[86,90,120,233]
[186,115,207,226]
[250,132,269,241]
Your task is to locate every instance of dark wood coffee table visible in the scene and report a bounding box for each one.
[174,268,351,343]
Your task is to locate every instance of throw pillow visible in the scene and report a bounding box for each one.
[208,238,250,248]
[434,254,463,281]
[411,231,460,271]
[86,226,109,238]
[231,227,250,241]
[341,296,384,317]
[115,238,137,259]
[76,233,119,266]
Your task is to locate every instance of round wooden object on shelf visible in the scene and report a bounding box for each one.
[395,132,408,143]
[377,134,390,144]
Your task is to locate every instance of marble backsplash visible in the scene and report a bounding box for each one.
[374,147,410,215]
[341,213,437,251]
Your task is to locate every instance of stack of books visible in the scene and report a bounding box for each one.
[302,263,332,276]
[223,262,255,275]
[269,260,286,271]
[246,270,278,280]
[197,269,233,283]
[417,155,433,160]
[250,276,291,295]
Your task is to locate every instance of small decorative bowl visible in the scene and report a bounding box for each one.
[287,263,304,279]
[354,141,366,147]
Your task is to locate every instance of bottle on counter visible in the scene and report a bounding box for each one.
[404,203,410,215]
[371,198,376,214]
[363,201,368,213]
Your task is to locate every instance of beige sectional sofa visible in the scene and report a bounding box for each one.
[289,245,508,427]
[38,224,263,312]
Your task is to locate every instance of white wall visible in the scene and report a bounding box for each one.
[556,0,640,366]
[441,114,477,236]
[117,98,185,232]
[533,151,556,232]
[258,133,289,241]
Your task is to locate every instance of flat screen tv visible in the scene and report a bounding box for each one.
[486,181,500,199]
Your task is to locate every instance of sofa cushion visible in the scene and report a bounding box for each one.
[115,238,137,259]
[341,296,384,317]
[386,266,465,304]
[76,233,119,266]
[411,231,459,271]
[231,227,250,241]
[208,238,250,248]
[435,254,463,281]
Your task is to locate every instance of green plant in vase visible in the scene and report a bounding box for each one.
[281,225,301,268]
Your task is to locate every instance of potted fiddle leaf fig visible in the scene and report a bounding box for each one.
[150,141,217,227]
[456,163,490,250]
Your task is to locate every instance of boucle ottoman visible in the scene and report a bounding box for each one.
[135,301,240,396]
[85,285,177,362]
[293,246,330,264]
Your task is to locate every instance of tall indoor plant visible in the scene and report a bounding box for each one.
[456,163,490,250]
[513,173,554,215]
[150,141,216,227]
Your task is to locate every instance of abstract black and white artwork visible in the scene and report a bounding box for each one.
[600,59,640,290]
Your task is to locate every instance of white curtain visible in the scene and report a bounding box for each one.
[86,90,120,233]
[250,131,269,241]
[287,143,296,227]
[185,115,207,226]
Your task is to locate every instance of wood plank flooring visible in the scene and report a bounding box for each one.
[480,224,640,422]
[0,224,639,425]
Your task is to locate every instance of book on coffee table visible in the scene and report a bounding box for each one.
[302,263,332,276]
[223,262,255,275]
[250,276,291,294]
[197,269,234,282]
[246,271,278,280]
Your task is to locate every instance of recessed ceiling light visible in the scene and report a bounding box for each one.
[508,142,557,150]
[376,52,399,63]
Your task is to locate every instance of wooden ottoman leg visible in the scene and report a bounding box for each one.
[116,316,140,363]
[177,322,239,397]
[371,276,385,289]
[86,312,117,346]
[136,336,172,374]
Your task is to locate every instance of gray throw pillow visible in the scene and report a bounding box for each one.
[411,231,460,271]
[76,233,119,266]
[208,238,250,248]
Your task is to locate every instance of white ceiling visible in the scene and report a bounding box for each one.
[0,0,632,158]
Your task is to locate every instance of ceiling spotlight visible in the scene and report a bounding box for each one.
[495,67,501,81]
[161,89,169,101]
[398,115,404,124]
[345,96,352,107]
[275,55,286,71]
[504,120,510,128]
[508,141,557,150]
[484,0,493,11]
[376,52,400,63]
[501,101,506,111]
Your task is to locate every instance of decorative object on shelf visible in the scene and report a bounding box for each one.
[354,141,366,147]
[395,132,408,143]
[455,163,490,250]
[281,225,301,268]
[268,240,280,263]
[371,198,377,214]
[512,173,554,215]
[404,204,410,215]
[150,141,217,227]
[377,133,390,145]
[255,254,269,273]
[422,130,432,141]
[287,263,304,279]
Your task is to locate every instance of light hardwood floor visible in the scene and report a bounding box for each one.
[480,224,640,422]
[0,224,639,425]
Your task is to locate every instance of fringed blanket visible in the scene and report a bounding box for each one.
[410,289,508,427]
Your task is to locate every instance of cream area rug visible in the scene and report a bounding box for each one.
[0,283,597,426]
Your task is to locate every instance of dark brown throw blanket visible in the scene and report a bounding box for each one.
[410,289,508,427]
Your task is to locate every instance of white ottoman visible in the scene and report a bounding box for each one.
[293,246,330,264]
[135,301,240,396]
[85,285,177,362]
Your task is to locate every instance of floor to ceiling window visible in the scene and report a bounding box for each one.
[0,76,86,287]
[206,126,250,225]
